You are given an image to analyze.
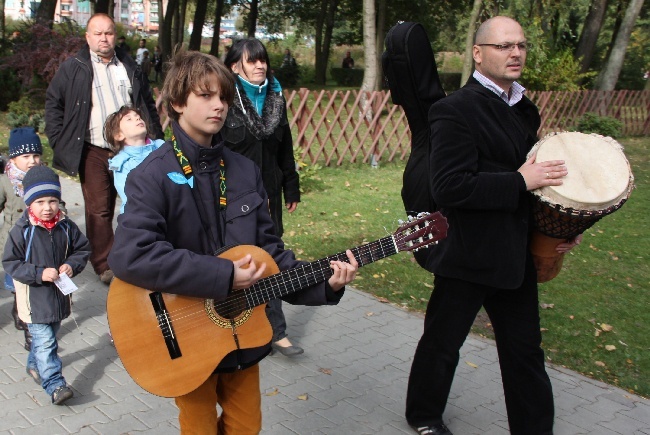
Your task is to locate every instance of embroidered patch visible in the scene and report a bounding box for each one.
[167,172,194,188]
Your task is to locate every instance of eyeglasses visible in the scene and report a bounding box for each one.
[477,42,530,52]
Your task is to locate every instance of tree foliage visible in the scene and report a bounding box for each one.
[0,21,84,89]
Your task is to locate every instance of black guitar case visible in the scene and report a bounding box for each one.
[382,22,446,266]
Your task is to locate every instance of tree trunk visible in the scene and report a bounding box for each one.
[247,0,259,37]
[360,0,377,92]
[0,0,6,40]
[174,0,187,47]
[461,0,482,86]
[374,0,386,91]
[575,0,608,73]
[596,0,645,90]
[162,0,179,66]
[189,0,209,51]
[314,0,339,85]
[35,0,57,26]
[94,0,109,14]
[210,0,226,57]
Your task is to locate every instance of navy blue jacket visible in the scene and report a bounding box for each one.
[108,123,343,370]
[3,214,90,324]
[423,77,540,289]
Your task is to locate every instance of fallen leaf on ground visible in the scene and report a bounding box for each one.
[366,312,374,317]
[265,388,279,396]
[595,361,606,367]
[605,345,616,351]
[376,297,389,303]
[600,323,614,332]
[319,368,332,375]
[345,181,350,187]
[466,361,478,368]
[540,303,555,309]
[297,394,308,401]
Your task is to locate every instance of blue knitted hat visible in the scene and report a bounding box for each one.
[22,166,61,206]
[9,127,43,158]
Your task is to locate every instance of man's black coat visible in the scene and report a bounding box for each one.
[423,77,541,289]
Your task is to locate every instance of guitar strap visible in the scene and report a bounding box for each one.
[172,134,227,255]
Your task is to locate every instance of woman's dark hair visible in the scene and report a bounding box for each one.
[103,105,150,153]
[224,38,274,84]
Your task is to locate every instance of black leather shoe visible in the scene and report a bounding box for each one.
[24,328,32,351]
[12,295,26,330]
[51,385,73,405]
[411,423,453,435]
[271,342,304,357]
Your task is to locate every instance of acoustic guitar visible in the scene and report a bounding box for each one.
[107,212,447,397]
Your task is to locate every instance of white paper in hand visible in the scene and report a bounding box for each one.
[55,274,78,295]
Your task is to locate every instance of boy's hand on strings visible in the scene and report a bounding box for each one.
[328,250,358,292]
[59,264,73,278]
[41,267,59,282]
[232,254,267,290]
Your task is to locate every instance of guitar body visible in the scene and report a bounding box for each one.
[107,245,278,398]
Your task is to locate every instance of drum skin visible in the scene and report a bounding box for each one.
[527,132,634,282]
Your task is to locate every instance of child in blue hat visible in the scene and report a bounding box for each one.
[0,127,43,349]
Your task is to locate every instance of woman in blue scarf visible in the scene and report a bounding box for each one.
[222,38,304,357]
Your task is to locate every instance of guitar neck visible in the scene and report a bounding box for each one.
[243,235,397,308]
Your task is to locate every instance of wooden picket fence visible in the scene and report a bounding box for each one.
[154,88,650,166]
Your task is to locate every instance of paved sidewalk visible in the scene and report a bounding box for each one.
[0,176,648,434]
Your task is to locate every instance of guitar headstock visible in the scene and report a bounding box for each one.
[393,212,448,253]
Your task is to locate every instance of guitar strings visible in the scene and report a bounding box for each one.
[155,237,400,338]
[153,223,442,339]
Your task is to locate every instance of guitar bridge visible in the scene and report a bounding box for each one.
[149,292,182,360]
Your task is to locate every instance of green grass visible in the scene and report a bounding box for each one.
[283,137,650,398]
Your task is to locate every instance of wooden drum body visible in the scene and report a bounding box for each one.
[528,132,634,282]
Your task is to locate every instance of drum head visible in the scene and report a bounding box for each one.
[528,132,633,211]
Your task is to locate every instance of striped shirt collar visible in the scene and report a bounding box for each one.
[89,50,118,66]
[473,70,525,106]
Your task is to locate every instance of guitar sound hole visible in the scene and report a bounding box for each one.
[213,296,246,320]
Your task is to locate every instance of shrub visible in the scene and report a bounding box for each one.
[439,72,462,92]
[0,21,84,90]
[6,95,46,132]
[0,61,22,111]
[274,62,301,88]
[574,113,623,138]
[330,67,364,86]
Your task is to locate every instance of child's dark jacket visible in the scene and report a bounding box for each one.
[2,213,90,324]
[108,124,344,371]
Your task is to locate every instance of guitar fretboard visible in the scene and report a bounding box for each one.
[242,235,397,309]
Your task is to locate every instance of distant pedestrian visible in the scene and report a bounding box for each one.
[152,46,163,83]
[141,50,152,81]
[342,51,354,68]
[117,35,130,54]
[2,166,90,406]
[136,38,148,66]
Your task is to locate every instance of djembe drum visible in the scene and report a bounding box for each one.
[528,132,634,282]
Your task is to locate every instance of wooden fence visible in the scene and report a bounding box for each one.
[286,88,650,165]
[155,88,650,166]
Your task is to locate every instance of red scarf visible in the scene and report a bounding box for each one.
[29,208,61,231]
